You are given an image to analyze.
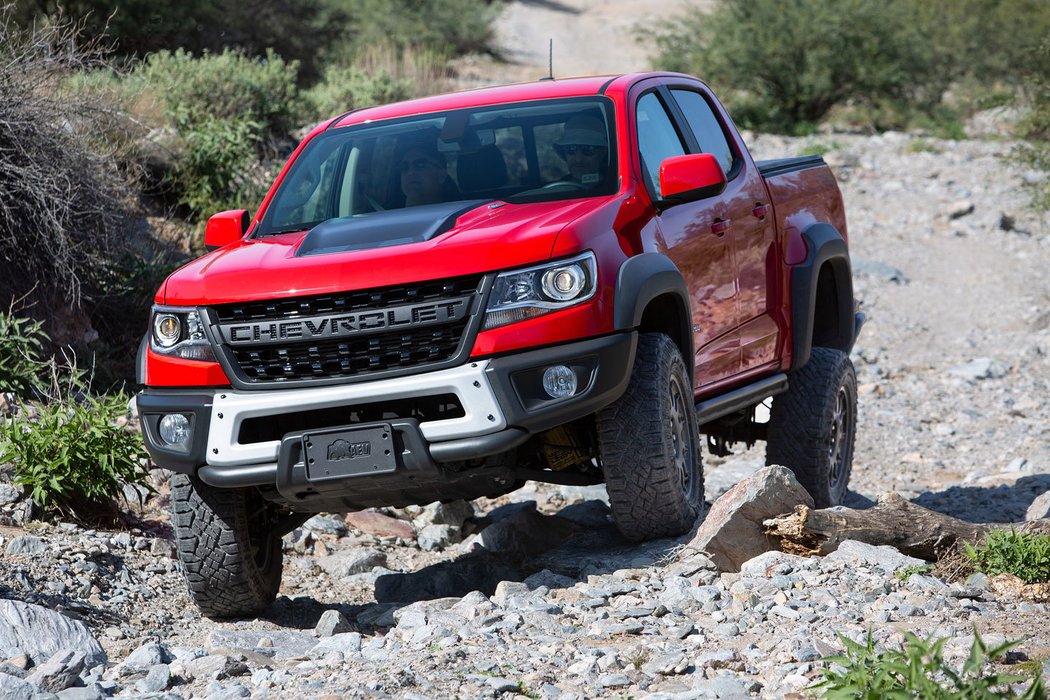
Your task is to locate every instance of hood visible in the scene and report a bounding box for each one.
[162,198,607,305]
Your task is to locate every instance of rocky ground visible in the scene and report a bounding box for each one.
[4,2,1050,698]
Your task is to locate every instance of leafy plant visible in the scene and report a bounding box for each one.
[0,311,49,399]
[0,392,151,516]
[964,529,1050,584]
[894,563,934,581]
[813,629,1046,699]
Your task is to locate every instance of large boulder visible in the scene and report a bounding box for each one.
[0,600,106,668]
[681,465,813,572]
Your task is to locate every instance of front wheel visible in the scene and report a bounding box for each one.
[170,474,284,618]
[765,347,857,507]
[597,333,704,542]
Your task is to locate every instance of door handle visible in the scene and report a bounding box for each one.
[752,204,769,220]
[711,218,731,235]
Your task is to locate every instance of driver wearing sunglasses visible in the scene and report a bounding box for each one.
[398,144,455,207]
[554,114,609,186]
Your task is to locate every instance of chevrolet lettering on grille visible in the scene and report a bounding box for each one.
[219,296,471,345]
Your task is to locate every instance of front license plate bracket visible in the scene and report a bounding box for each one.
[302,423,397,481]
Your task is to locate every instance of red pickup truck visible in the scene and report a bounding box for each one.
[137,72,863,617]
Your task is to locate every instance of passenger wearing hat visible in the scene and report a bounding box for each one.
[554,114,609,186]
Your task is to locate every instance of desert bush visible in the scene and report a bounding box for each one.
[964,529,1050,584]
[333,0,500,61]
[0,11,141,307]
[0,392,151,517]
[9,0,344,82]
[813,629,1046,699]
[141,48,303,137]
[307,44,449,117]
[308,67,415,118]
[653,0,946,133]
[652,0,1050,133]
[129,49,302,217]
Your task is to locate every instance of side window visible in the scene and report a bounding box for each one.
[671,89,735,175]
[636,92,686,199]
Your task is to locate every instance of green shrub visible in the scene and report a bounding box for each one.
[141,48,303,137]
[307,65,416,118]
[169,115,268,217]
[132,49,302,217]
[0,312,49,399]
[9,0,342,83]
[0,392,151,516]
[334,0,500,61]
[652,0,948,133]
[1016,40,1050,212]
[813,629,1046,699]
[964,529,1050,584]
[652,0,1050,134]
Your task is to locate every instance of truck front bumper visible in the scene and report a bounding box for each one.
[138,332,636,489]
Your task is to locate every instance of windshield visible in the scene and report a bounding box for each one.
[256,97,617,236]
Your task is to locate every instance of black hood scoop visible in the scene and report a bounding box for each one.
[295,199,491,257]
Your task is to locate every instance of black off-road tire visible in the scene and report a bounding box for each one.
[766,346,857,508]
[597,333,704,542]
[170,473,284,618]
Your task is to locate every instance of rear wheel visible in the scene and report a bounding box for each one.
[170,473,284,618]
[765,347,857,507]
[597,333,704,541]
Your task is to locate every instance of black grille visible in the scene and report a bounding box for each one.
[211,276,483,322]
[210,274,483,384]
[230,325,466,382]
[238,394,465,444]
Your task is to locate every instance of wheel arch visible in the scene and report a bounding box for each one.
[614,253,694,383]
[791,223,856,371]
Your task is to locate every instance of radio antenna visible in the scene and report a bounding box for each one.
[548,38,554,80]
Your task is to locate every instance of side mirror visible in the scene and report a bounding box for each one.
[658,153,727,207]
[204,210,250,249]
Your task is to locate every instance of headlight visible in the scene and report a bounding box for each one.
[149,307,216,362]
[484,252,597,330]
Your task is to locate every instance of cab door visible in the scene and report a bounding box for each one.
[632,86,740,389]
[665,86,779,375]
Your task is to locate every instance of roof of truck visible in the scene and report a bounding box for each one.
[331,74,632,128]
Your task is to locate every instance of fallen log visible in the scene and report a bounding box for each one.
[763,492,1050,561]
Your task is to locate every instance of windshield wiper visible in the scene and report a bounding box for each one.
[255,220,327,237]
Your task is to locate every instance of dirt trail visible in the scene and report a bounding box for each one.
[458,0,708,85]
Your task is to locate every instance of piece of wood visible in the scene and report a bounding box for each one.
[763,492,1050,561]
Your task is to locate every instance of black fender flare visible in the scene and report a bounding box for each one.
[136,333,149,386]
[613,253,694,382]
[791,223,856,371]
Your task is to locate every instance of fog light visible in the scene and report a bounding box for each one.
[159,414,191,446]
[542,365,577,399]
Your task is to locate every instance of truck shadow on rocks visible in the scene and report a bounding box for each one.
[283,496,698,633]
[911,473,1050,523]
[370,498,685,605]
